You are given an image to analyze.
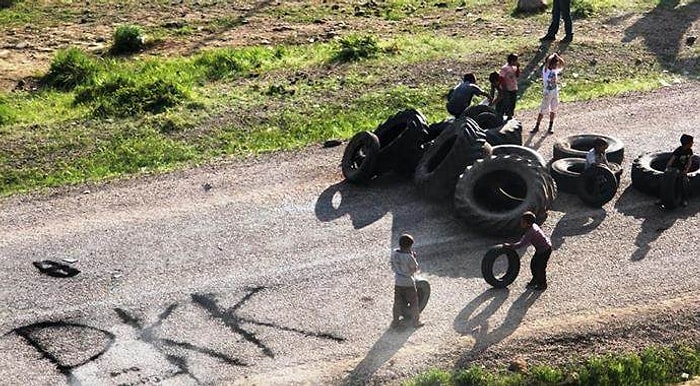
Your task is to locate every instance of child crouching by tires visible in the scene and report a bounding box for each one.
[503,212,552,291]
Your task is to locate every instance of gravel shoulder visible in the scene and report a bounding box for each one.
[0,83,699,385]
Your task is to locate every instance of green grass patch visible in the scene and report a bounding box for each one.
[405,342,700,386]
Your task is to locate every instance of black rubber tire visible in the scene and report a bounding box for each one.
[660,168,684,209]
[454,155,556,235]
[474,111,503,130]
[492,144,546,168]
[400,279,431,319]
[341,131,381,184]
[414,116,491,200]
[481,245,520,288]
[631,152,700,197]
[484,119,523,146]
[550,158,586,194]
[462,105,498,120]
[426,117,455,142]
[553,134,625,164]
[577,164,619,207]
[373,109,429,175]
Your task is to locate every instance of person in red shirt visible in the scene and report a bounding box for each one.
[498,53,520,121]
[503,211,552,291]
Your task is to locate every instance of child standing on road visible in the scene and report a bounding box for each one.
[390,233,424,328]
[532,53,565,134]
[498,53,520,121]
[503,212,552,291]
[663,134,694,207]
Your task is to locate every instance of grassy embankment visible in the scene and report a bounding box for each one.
[0,0,696,196]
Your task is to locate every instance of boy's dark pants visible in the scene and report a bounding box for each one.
[500,90,517,119]
[530,247,552,285]
[393,285,419,322]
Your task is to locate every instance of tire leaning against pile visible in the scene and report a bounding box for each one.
[454,154,556,236]
[461,104,498,120]
[631,152,700,197]
[474,111,503,130]
[341,131,381,184]
[553,134,625,164]
[414,117,491,200]
[484,119,523,146]
[373,108,430,176]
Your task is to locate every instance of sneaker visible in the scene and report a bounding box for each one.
[561,35,573,43]
[548,128,554,134]
[530,126,539,133]
[539,35,556,42]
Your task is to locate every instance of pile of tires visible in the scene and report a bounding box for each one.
[454,154,557,235]
[414,116,491,199]
[631,151,700,197]
[342,109,430,183]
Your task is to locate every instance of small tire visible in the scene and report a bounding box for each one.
[553,134,625,164]
[492,144,546,168]
[341,131,381,184]
[401,279,431,319]
[577,164,619,207]
[660,168,684,209]
[481,245,520,288]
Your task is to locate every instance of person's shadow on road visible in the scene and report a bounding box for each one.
[453,288,541,364]
[339,325,416,386]
[614,185,699,261]
[549,203,607,250]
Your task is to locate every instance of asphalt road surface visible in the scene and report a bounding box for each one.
[1,84,699,385]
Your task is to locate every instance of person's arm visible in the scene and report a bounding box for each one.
[409,252,418,274]
[684,152,693,174]
[666,154,677,170]
[505,228,532,250]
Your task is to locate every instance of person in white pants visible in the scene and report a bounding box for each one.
[531,53,565,134]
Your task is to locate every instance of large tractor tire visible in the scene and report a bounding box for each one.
[474,111,503,130]
[414,117,491,200]
[553,134,625,164]
[492,144,546,168]
[631,152,700,197]
[426,117,455,142]
[373,108,430,176]
[462,105,497,120]
[481,245,520,288]
[341,131,381,184]
[484,119,523,146]
[577,164,619,207]
[454,155,556,235]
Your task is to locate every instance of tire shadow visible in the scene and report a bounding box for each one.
[315,176,496,279]
[339,326,416,386]
[453,288,541,365]
[614,185,699,261]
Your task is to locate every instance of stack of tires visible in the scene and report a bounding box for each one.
[631,151,700,209]
[549,134,625,207]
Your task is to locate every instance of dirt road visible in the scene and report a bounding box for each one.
[0,83,699,385]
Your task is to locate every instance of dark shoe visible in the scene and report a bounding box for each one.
[532,283,548,291]
[548,128,554,134]
[561,35,573,43]
[539,35,556,42]
[526,280,537,289]
[530,126,539,133]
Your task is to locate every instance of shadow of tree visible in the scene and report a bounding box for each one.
[621,0,700,72]
[453,288,541,365]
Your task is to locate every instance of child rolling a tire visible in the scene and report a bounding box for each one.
[503,212,552,291]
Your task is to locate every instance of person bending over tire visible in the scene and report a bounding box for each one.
[390,234,424,329]
[657,134,694,208]
[446,72,492,117]
[503,212,552,291]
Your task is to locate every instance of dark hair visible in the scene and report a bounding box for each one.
[681,134,694,146]
[463,73,476,83]
[507,53,518,64]
[593,138,608,149]
[399,233,414,249]
[521,211,536,225]
[488,71,500,84]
